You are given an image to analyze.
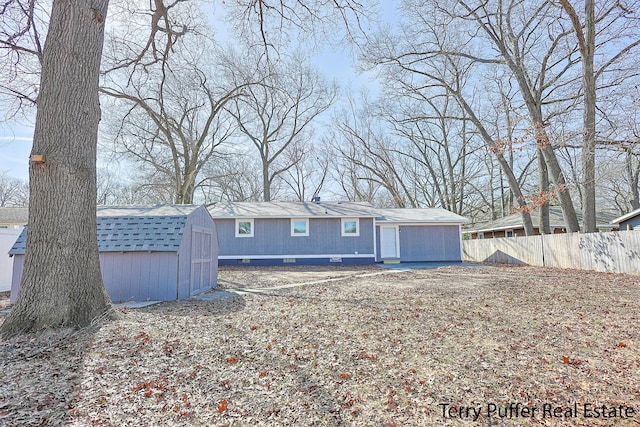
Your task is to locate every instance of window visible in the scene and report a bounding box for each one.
[506,230,514,238]
[235,219,254,237]
[478,232,485,239]
[291,218,309,236]
[341,218,359,236]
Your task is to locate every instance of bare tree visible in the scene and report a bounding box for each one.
[364,17,539,233]
[0,0,365,335]
[226,50,337,201]
[100,36,245,204]
[559,0,640,232]
[280,140,330,201]
[0,170,29,206]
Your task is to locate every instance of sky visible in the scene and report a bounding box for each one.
[0,0,399,182]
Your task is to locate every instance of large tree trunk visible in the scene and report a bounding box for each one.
[1,0,116,337]
[263,161,271,201]
[538,149,551,234]
[581,0,597,233]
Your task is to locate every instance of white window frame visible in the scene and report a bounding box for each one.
[291,218,309,237]
[235,218,254,237]
[341,218,360,237]
[478,232,485,239]
[506,229,514,238]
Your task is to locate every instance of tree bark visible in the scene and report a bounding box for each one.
[538,149,551,234]
[1,0,116,337]
[581,0,597,232]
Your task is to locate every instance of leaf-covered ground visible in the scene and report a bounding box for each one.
[1,265,639,426]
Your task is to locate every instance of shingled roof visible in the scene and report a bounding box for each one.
[208,201,378,218]
[376,208,469,223]
[9,205,202,255]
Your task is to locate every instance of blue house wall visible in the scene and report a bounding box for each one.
[620,216,640,231]
[217,217,376,265]
[376,224,463,262]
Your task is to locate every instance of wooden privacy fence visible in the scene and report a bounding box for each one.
[463,230,640,274]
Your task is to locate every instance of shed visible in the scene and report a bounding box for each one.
[375,208,469,262]
[611,207,640,231]
[208,201,378,265]
[9,205,218,303]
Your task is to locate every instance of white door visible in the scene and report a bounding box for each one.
[380,226,399,259]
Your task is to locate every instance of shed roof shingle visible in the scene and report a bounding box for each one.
[9,205,202,255]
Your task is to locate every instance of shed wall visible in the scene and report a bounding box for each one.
[100,252,179,302]
[216,217,375,258]
[10,254,24,303]
[11,252,180,304]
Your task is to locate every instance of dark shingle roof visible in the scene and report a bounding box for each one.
[9,205,201,255]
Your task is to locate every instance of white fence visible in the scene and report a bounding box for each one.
[463,230,640,274]
[0,228,22,291]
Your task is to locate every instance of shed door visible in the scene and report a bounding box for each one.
[191,227,213,295]
[380,226,399,259]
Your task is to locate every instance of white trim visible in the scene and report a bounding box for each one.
[341,218,360,236]
[372,220,377,260]
[235,218,254,237]
[290,218,309,237]
[379,225,400,259]
[611,207,640,224]
[219,253,375,260]
[459,224,464,261]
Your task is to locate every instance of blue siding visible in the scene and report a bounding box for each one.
[376,224,462,262]
[216,217,375,257]
[621,216,640,231]
[100,252,179,302]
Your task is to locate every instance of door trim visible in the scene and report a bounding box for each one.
[380,225,400,259]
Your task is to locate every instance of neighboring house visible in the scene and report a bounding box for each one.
[611,207,640,231]
[375,208,469,263]
[0,207,28,229]
[0,208,27,292]
[10,205,218,303]
[208,201,469,265]
[465,207,618,239]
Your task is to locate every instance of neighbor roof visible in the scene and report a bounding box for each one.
[208,201,378,218]
[10,204,204,255]
[611,207,640,225]
[0,207,28,225]
[466,206,618,233]
[376,208,469,224]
